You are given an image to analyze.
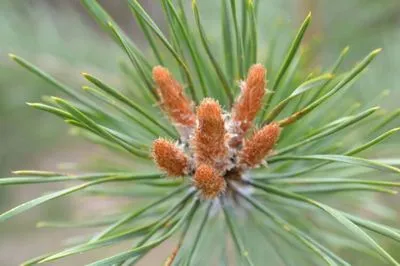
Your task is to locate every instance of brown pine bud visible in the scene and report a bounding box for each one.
[152,138,189,177]
[152,66,196,127]
[194,98,228,170]
[231,64,266,135]
[239,122,281,168]
[194,164,226,199]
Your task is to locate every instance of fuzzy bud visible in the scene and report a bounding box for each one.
[153,66,196,127]
[239,122,281,168]
[231,64,266,143]
[194,98,228,171]
[152,138,189,177]
[194,164,226,199]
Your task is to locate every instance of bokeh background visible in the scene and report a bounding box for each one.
[0,0,399,265]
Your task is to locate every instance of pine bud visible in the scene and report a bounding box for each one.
[239,122,281,168]
[152,138,189,177]
[194,164,226,199]
[194,98,228,170]
[152,66,196,127]
[231,64,266,138]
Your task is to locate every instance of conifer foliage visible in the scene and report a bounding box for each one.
[1,0,399,265]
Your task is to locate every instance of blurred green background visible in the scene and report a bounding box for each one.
[0,0,399,265]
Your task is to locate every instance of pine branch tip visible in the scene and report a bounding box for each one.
[3,1,399,264]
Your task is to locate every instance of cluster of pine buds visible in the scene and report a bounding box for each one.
[152,64,281,199]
